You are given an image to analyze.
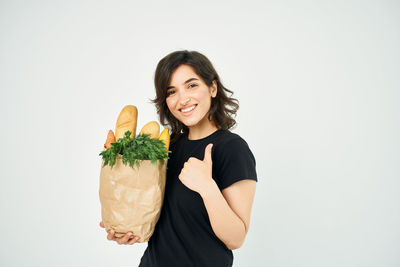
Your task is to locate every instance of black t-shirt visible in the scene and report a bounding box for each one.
[139,129,258,267]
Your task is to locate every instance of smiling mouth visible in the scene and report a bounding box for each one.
[180,104,197,113]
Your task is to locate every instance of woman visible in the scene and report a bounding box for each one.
[100,50,258,267]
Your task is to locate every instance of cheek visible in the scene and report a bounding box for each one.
[166,98,179,117]
[198,92,212,106]
[166,98,174,110]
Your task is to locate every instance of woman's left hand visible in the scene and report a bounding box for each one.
[178,143,215,194]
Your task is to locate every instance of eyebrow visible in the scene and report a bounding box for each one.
[167,78,199,90]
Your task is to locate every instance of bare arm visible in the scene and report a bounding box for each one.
[200,179,257,250]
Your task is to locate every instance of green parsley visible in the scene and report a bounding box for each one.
[99,131,170,169]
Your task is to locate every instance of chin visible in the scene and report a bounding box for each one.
[184,118,211,129]
[176,110,210,128]
[181,121,198,127]
[179,116,202,127]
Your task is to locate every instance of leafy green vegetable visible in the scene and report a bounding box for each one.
[99,131,170,169]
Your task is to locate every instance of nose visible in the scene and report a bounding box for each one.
[181,98,190,106]
[179,91,191,106]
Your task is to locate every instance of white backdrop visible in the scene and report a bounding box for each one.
[0,1,399,266]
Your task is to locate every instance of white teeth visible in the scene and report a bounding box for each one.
[181,105,196,113]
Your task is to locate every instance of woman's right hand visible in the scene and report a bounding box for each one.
[99,221,141,245]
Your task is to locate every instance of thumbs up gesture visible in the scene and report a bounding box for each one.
[178,143,214,194]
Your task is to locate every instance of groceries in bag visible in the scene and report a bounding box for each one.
[99,105,170,242]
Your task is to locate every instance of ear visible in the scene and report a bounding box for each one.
[211,80,217,98]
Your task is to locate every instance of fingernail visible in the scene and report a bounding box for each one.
[135,236,139,240]
[128,232,132,237]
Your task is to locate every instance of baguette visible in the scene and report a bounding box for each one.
[115,105,138,140]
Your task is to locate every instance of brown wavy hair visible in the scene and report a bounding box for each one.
[150,50,239,144]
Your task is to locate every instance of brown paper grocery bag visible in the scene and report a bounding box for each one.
[99,156,167,242]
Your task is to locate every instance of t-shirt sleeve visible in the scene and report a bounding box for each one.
[213,137,258,190]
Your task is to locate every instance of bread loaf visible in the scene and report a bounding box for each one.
[139,121,160,139]
[158,128,170,151]
[115,105,138,140]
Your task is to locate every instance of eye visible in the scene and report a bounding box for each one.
[188,83,197,89]
[166,90,175,96]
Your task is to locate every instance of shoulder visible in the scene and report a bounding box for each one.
[170,132,185,150]
[211,130,258,190]
[212,130,253,155]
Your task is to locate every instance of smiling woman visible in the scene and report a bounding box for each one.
[101,50,258,267]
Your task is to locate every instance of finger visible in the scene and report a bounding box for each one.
[203,143,213,163]
[107,229,115,240]
[127,236,140,245]
[118,232,133,244]
[100,221,105,228]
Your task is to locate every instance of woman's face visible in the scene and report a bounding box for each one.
[166,64,217,129]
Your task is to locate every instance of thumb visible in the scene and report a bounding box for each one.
[203,143,213,164]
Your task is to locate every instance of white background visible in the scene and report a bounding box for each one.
[0,1,399,266]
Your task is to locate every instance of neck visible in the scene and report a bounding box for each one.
[188,120,218,140]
